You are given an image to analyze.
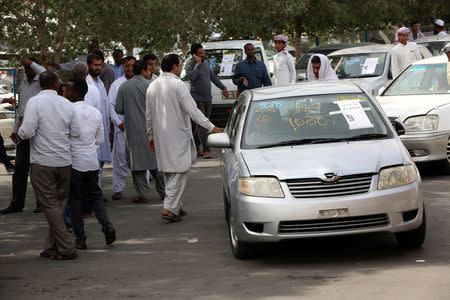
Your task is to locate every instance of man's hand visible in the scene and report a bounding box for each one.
[119,122,125,131]
[223,89,230,98]
[46,62,61,70]
[10,133,19,144]
[211,127,222,133]
[239,77,248,87]
[2,97,16,106]
[194,55,202,64]
[18,119,23,127]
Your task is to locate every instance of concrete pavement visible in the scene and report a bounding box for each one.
[0,159,449,299]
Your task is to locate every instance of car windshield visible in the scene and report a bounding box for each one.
[329,52,387,79]
[417,41,449,56]
[242,93,390,149]
[384,63,449,96]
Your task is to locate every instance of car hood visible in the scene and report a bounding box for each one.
[376,94,450,121]
[241,139,405,180]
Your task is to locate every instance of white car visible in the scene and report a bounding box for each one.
[328,44,432,96]
[415,35,450,56]
[181,40,270,127]
[377,56,450,171]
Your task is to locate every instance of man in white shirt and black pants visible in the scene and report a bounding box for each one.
[66,78,116,250]
[18,71,79,260]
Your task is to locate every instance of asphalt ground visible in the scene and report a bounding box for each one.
[0,158,449,299]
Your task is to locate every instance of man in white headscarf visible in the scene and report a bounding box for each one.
[391,27,422,78]
[306,54,338,82]
[272,34,296,85]
[434,19,447,36]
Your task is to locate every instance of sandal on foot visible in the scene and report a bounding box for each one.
[162,214,182,222]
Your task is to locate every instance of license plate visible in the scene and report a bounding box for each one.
[222,91,237,99]
[319,208,349,217]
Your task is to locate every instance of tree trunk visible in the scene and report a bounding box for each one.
[180,37,188,58]
[123,41,134,56]
[294,30,302,61]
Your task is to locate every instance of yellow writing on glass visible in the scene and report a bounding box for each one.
[289,117,328,131]
[337,96,365,101]
[256,115,271,123]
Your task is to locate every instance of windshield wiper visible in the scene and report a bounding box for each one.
[345,133,388,141]
[255,138,347,149]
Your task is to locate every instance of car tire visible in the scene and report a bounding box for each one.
[227,206,252,259]
[395,206,426,248]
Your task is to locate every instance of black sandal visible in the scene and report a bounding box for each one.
[162,214,182,222]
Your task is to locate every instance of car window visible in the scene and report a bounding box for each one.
[225,96,244,136]
[329,52,387,78]
[384,63,449,96]
[254,47,264,63]
[241,93,389,149]
[417,41,449,56]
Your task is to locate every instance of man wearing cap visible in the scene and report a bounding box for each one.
[273,35,296,85]
[391,27,422,78]
[434,19,447,36]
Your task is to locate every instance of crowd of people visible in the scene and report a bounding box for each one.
[0,19,448,260]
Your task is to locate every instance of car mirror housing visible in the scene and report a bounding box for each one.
[208,132,232,148]
[394,120,406,136]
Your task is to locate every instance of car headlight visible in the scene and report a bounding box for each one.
[377,165,416,190]
[403,115,438,132]
[238,177,284,198]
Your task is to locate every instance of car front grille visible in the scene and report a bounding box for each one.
[278,213,389,234]
[284,174,373,198]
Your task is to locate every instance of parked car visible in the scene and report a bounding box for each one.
[376,55,450,171]
[415,35,450,56]
[328,44,432,96]
[295,43,373,81]
[181,40,270,127]
[208,81,425,259]
[0,69,15,152]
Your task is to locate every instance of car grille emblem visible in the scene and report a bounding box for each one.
[321,173,341,183]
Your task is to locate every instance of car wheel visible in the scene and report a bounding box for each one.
[227,207,252,259]
[395,206,426,248]
[442,139,450,174]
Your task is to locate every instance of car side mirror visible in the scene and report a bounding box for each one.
[394,120,405,136]
[207,132,231,148]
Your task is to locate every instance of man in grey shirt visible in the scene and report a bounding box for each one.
[186,43,229,159]
[1,58,45,214]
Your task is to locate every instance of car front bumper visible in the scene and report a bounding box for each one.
[400,131,449,162]
[230,177,423,243]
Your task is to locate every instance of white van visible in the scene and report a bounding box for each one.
[181,40,270,127]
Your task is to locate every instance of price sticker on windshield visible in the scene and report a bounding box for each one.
[361,58,378,74]
[334,100,373,130]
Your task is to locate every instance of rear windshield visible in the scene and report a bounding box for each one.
[329,53,387,79]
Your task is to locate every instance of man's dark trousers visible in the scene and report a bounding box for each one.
[194,101,212,153]
[10,139,38,210]
[69,168,113,243]
[0,134,14,170]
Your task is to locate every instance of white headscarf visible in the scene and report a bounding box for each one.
[307,54,338,82]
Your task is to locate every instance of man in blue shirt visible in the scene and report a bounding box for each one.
[111,49,124,80]
[233,43,272,94]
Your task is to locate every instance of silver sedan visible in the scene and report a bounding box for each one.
[208,82,426,259]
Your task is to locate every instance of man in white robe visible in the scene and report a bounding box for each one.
[391,27,422,78]
[73,62,100,111]
[434,19,447,36]
[307,54,338,82]
[108,56,136,200]
[146,54,221,222]
[272,34,296,85]
[86,54,112,189]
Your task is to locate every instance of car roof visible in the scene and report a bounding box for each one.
[306,42,373,52]
[415,35,450,43]
[203,40,263,50]
[250,81,363,101]
[411,55,448,65]
[328,44,394,56]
